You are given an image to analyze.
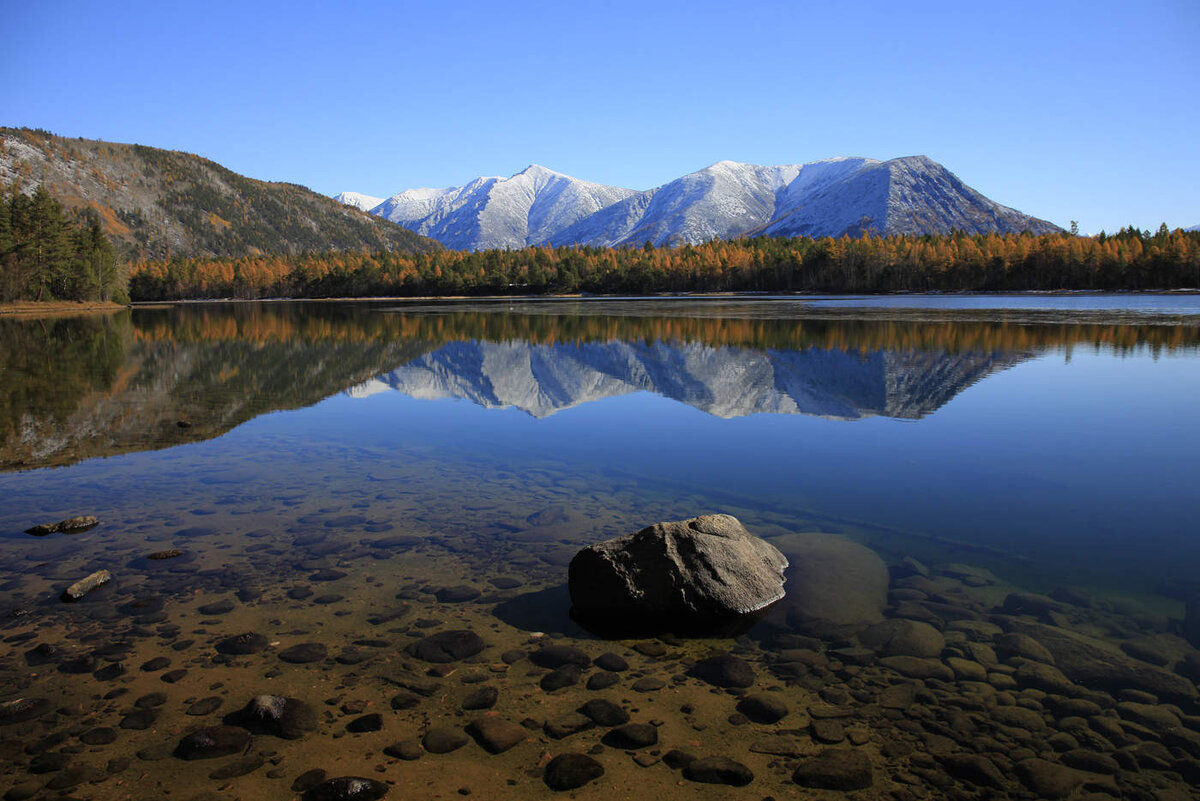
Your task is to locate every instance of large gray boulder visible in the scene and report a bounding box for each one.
[568,514,787,631]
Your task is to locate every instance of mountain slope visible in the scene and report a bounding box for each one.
[761,156,1059,238]
[0,127,440,259]
[371,165,636,250]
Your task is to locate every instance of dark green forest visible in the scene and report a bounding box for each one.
[0,184,126,303]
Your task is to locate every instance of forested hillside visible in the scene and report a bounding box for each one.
[1,184,124,302]
[0,128,440,261]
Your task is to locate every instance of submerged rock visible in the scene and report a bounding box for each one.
[1005,620,1198,703]
[304,777,389,801]
[173,726,251,760]
[234,695,317,739]
[26,516,99,536]
[683,756,754,786]
[544,753,604,791]
[770,532,888,638]
[61,569,112,602]
[0,697,52,726]
[405,630,485,663]
[568,514,786,633]
[792,748,874,791]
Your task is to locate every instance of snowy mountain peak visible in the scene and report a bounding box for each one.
[516,163,560,178]
[333,191,385,213]
[356,155,1058,250]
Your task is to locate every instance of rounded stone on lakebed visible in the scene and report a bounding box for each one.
[540,665,582,692]
[544,753,605,791]
[467,717,528,754]
[578,699,629,727]
[683,756,754,786]
[405,630,485,663]
[346,713,382,733]
[793,748,874,791]
[237,695,317,739]
[687,654,756,688]
[461,686,498,710]
[215,632,269,655]
[383,740,423,760]
[737,694,789,724]
[601,723,657,749]
[278,642,327,664]
[423,725,468,754]
[304,776,389,801]
[174,726,251,760]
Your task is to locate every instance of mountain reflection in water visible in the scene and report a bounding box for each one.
[2,299,1198,470]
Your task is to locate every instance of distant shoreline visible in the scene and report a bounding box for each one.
[129,288,1200,306]
[0,300,128,317]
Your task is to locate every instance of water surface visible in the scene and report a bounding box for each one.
[1,297,1198,800]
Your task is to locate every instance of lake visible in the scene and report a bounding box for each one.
[1,296,1198,800]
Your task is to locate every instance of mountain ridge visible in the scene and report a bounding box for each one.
[346,156,1060,251]
[0,128,440,260]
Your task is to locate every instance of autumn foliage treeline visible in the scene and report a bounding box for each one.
[127,302,1200,355]
[127,227,1200,300]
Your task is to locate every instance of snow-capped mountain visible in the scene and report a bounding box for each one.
[351,339,1026,421]
[548,158,876,247]
[760,156,1057,239]
[368,165,636,251]
[1187,224,1199,233]
[333,192,385,212]
[339,156,1059,250]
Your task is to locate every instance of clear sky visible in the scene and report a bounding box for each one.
[2,0,1197,234]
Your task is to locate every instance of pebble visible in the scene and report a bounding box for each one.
[215,632,269,655]
[173,726,251,760]
[530,644,591,669]
[237,695,317,739]
[593,652,628,671]
[601,723,657,749]
[687,654,755,688]
[435,585,481,603]
[423,726,468,754]
[461,686,498,710]
[586,671,619,690]
[305,776,389,801]
[278,642,328,664]
[405,630,485,663]
[543,753,604,791]
[793,748,874,791]
[79,727,117,745]
[544,713,595,739]
[682,756,754,786]
[186,697,223,716]
[578,699,629,727]
[466,717,527,754]
[140,656,171,672]
[346,713,382,733]
[540,665,582,692]
[736,694,788,724]
[383,740,423,760]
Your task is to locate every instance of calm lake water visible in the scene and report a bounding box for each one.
[1,296,1198,800]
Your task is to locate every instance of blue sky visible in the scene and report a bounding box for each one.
[2,0,1197,234]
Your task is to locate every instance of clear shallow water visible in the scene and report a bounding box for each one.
[1,298,1199,800]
